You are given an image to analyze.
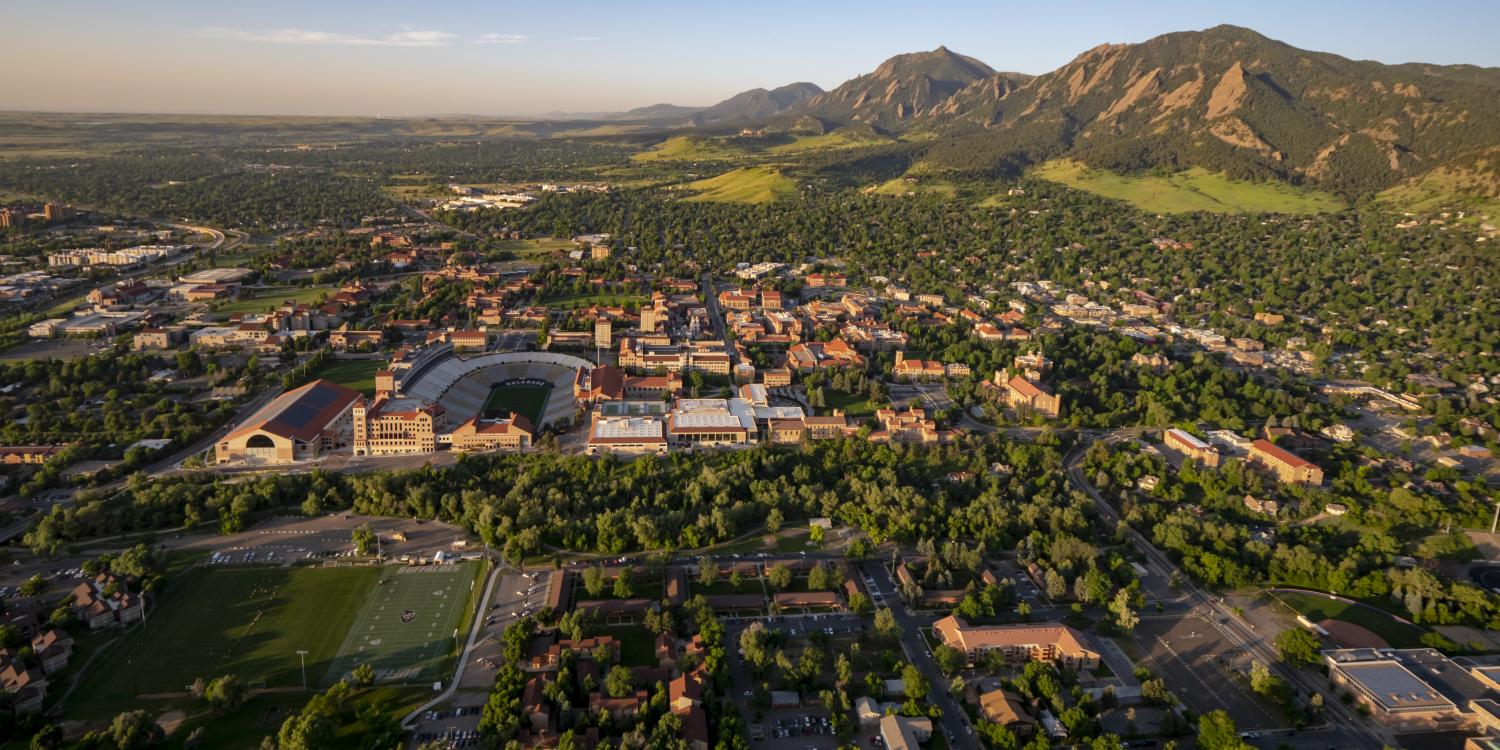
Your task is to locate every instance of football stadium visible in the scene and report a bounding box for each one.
[397,350,591,429]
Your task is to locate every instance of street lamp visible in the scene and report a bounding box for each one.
[296,649,309,690]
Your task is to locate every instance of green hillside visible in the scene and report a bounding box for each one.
[682,167,796,204]
[632,135,748,163]
[1031,160,1345,214]
[1378,161,1500,223]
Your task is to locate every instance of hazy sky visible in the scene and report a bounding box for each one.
[5,0,1499,117]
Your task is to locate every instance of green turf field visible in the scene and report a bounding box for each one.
[215,285,334,315]
[482,383,551,425]
[1270,590,1427,648]
[323,563,481,685]
[311,359,386,395]
[70,566,382,704]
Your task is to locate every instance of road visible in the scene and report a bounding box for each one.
[701,273,736,365]
[1065,431,1389,749]
[858,560,980,750]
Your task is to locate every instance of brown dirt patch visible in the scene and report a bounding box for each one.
[1321,619,1389,649]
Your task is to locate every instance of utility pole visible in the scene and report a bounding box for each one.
[297,649,309,690]
[1491,501,1499,534]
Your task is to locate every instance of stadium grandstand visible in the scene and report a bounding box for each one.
[394,350,592,429]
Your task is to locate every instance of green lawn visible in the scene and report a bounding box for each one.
[683,167,797,204]
[1270,590,1427,648]
[216,285,335,315]
[482,383,551,425]
[602,625,658,668]
[311,359,386,395]
[539,292,645,309]
[821,388,880,417]
[1031,159,1345,214]
[696,578,765,597]
[490,236,578,258]
[576,571,663,601]
[70,566,383,706]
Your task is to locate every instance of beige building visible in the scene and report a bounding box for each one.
[1249,439,1323,484]
[351,396,444,456]
[933,616,1099,670]
[1004,375,1061,419]
[449,414,533,452]
[1164,428,1221,468]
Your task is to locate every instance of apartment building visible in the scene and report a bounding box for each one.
[933,617,1099,670]
[449,414,533,451]
[1249,439,1323,484]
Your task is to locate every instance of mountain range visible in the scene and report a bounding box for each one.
[603,25,1500,197]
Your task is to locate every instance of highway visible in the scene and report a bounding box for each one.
[1064,431,1390,749]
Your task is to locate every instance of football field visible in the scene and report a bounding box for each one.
[322,562,481,686]
[70,565,382,703]
[481,382,551,426]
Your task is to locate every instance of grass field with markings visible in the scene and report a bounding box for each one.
[322,563,481,686]
[71,566,381,704]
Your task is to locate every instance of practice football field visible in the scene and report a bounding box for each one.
[71,565,382,703]
[322,562,481,686]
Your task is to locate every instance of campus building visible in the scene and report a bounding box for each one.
[351,396,445,456]
[1248,439,1323,484]
[1164,428,1221,467]
[215,379,360,464]
[1003,375,1061,419]
[933,616,1100,670]
[448,414,534,452]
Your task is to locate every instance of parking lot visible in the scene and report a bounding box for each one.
[753,710,839,750]
[175,513,470,566]
[409,705,483,748]
[1134,612,1282,730]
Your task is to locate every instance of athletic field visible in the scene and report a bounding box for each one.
[71,565,382,702]
[482,382,551,426]
[322,563,481,686]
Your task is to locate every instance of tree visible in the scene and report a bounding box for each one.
[934,645,966,675]
[28,724,63,750]
[107,710,164,750]
[605,664,634,698]
[1274,628,1321,668]
[352,524,377,556]
[206,674,246,712]
[1196,710,1250,750]
[697,559,718,587]
[899,663,929,701]
[809,524,826,544]
[612,568,633,598]
[874,608,902,639]
[582,566,607,597]
[767,508,784,533]
[1110,588,1139,632]
[847,591,872,615]
[190,676,207,700]
[767,563,793,590]
[351,663,375,688]
[19,575,45,597]
[278,710,333,750]
[807,562,832,591]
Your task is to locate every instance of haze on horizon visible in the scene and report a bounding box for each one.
[6,0,1500,118]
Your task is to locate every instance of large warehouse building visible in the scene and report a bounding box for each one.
[215,379,361,464]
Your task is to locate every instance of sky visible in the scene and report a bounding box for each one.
[4,0,1500,117]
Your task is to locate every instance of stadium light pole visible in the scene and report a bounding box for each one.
[296,649,309,690]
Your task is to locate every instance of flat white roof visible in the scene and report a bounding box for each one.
[592,416,665,441]
[1166,428,1212,450]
